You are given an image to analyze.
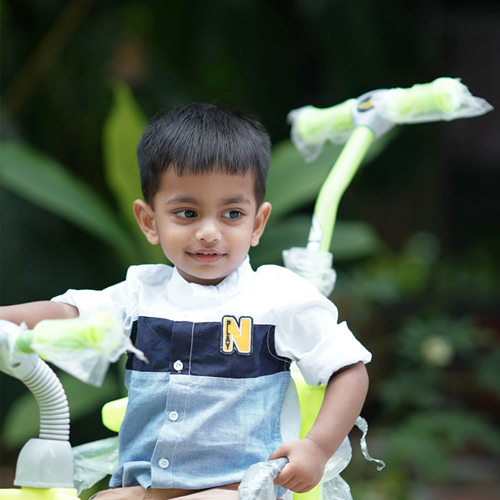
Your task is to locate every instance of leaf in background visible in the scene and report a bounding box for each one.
[266,127,399,222]
[102,82,145,225]
[362,125,400,165]
[0,140,141,266]
[266,141,340,221]
[330,221,384,260]
[102,82,166,264]
[2,371,118,449]
[386,410,500,481]
[250,215,311,267]
[477,350,500,394]
[252,219,382,269]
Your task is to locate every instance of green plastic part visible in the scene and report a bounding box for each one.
[0,488,79,500]
[29,312,120,354]
[102,396,128,433]
[312,126,375,251]
[294,99,355,141]
[387,77,463,118]
[292,370,326,500]
[15,331,35,354]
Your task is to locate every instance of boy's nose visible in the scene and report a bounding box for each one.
[195,219,221,243]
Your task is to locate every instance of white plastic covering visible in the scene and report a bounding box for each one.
[282,247,337,296]
[16,438,74,488]
[287,77,493,162]
[238,457,290,500]
[15,312,147,387]
[238,418,383,500]
[287,99,355,163]
[237,441,353,500]
[371,78,493,124]
[73,437,119,494]
[0,320,38,379]
[356,416,386,471]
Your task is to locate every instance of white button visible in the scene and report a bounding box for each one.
[173,360,183,372]
[169,411,179,421]
[158,457,170,469]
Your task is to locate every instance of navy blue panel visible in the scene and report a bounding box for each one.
[126,317,173,372]
[126,316,290,378]
[125,321,138,370]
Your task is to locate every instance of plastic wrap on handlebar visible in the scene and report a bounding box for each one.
[13,312,147,386]
[287,99,355,162]
[288,77,492,162]
[372,77,493,124]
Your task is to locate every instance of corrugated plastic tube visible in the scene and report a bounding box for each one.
[21,358,70,441]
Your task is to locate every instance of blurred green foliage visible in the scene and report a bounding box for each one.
[0,82,391,452]
[1,0,499,497]
[339,235,500,498]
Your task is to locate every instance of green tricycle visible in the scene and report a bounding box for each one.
[0,77,492,500]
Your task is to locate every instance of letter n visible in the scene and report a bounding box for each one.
[221,316,253,355]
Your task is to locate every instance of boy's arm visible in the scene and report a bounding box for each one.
[0,301,79,329]
[270,361,369,494]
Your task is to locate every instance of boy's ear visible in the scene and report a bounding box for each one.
[251,202,272,247]
[133,199,159,245]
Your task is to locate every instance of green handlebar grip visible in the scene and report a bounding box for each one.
[15,331,35,354]
[293,98,355,140]
[23,312,120,352]
[387,77,463,118]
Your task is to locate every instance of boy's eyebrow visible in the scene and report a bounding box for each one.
[222,196,252,205]
[166,195,198,204]
[166,195,252,205]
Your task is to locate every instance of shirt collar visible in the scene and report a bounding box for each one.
[166,256,254,304]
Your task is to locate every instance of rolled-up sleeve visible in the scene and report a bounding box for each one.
[275,299,371,386]
[51,281,133,335]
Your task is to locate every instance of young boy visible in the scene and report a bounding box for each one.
[1,104,371,500]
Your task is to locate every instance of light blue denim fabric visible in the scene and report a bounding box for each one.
[110,370,291,490]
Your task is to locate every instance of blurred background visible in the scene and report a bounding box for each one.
[1,0,499,498]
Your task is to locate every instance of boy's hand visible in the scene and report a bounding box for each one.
[269,437,328,494]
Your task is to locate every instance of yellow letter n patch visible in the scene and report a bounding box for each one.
[221,316,253,355]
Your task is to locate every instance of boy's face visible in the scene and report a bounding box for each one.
[134,170,272,286]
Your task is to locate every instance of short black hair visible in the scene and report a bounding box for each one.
[137,103,271,206]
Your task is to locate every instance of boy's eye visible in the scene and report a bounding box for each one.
[223,210,244,220]
[175,209,197,219]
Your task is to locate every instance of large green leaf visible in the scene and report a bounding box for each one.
[330,221,384,260]
[266,127,399,221]
[252,217,383,268]
[251,215,312,267]
[102,82,166,264]
[2,371,119,449]
[0,140,142,265]
[266,141,341,220]
[102,82,145,226]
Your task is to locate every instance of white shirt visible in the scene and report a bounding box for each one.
[52,257,371,492]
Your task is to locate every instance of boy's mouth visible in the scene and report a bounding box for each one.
[187,251,225,264]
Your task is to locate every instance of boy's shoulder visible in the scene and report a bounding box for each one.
[253,264,320,295]
[255,263,302,280]
[250,265,334,319]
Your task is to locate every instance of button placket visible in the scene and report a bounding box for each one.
[152,321,194,483]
